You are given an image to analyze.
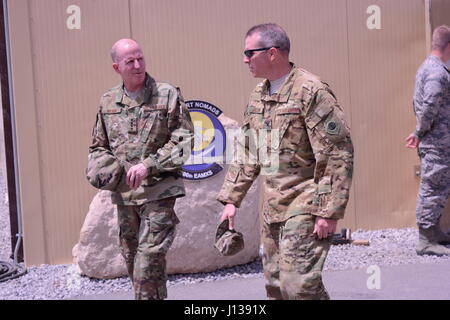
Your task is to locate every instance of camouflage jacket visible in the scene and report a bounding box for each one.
[217,65,354,222]
[413,55,450,150]
[89,74,194,205]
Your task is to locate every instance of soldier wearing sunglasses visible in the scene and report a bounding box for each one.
[217,23,354,300]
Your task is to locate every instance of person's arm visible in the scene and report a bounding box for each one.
[88,107,113,164]
[87,105,127,190]
[414,73,444,139]
[305,85,354,238]
[217,112,261,227]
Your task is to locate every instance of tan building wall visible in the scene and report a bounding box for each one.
[3,0,447,266]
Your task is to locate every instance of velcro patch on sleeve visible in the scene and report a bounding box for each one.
[102,108,122,114]
[143,105,167,112]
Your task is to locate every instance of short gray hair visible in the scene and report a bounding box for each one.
[431,25,450,51]
[110,48,119,63]
[246,23,290,54]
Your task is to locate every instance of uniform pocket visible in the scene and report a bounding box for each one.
[142,104,168,123]
[313,176,332,212]
[317,176,332,195]
[147,212,175,233]
[225,166,241,183]
[273,112,305,151]
[247,105,264,130]
[142,104,168,119]
[140,102,169,147]
[140,211,177,254]
[280,214,318,273]
[101,109,127,146]
[283,214,315,236]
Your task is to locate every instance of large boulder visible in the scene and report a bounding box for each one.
[72,190,127,279]
[168,166,260,274]
[73,115,261,278]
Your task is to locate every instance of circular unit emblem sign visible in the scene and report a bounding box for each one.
[182,100,226,180]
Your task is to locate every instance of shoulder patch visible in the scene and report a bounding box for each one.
[156,82,176,94]
[325,119,340,135]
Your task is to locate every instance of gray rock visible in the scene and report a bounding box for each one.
[72,190,126,279]
[72,114,261,278]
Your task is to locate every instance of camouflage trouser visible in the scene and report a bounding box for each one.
[117,197,179,300]
[261,213,331,300]
[416,148,450,229]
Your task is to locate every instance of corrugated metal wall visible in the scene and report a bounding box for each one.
[4,0,444,266]
[347,1,426,229]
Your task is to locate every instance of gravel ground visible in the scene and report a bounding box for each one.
[1,172,450,299]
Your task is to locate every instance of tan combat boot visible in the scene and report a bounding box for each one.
[433,225,450,245]
[416,227,450,256]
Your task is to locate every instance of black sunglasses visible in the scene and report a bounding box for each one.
[244,46,280,58]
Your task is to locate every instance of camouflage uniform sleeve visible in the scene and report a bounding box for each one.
[87,104,124,188]
[141,87,194,173]
[89,105,111,159]
[414,72,444,139]
[216,111,261,208]
[305,85,354,220]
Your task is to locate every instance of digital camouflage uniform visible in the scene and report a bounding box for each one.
[413,55,450,229]
[217,65,354,300]
[89,74,194,299]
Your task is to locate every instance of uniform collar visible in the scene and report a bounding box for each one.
[260,63,297,103]
[428,55,450,73]
[115,73,155,107]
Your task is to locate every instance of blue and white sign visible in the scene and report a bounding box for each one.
[182,100,226,180]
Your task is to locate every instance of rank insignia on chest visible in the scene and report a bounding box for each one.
[263,118,272,130]
[128,116,138,134]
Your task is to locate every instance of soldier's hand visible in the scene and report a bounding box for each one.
[220,203,237,230]
[405,133,419,149]
[313,217,337,240]
[126,163,148,190]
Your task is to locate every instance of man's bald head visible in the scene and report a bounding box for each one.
[111,39,142,63]
[110,38,147,92]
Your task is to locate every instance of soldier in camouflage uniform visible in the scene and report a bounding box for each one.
[88,39,194,299]
[217,24,354,300]
[405,25,450,256]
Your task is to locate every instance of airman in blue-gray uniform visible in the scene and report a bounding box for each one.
[406,25,450,256]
